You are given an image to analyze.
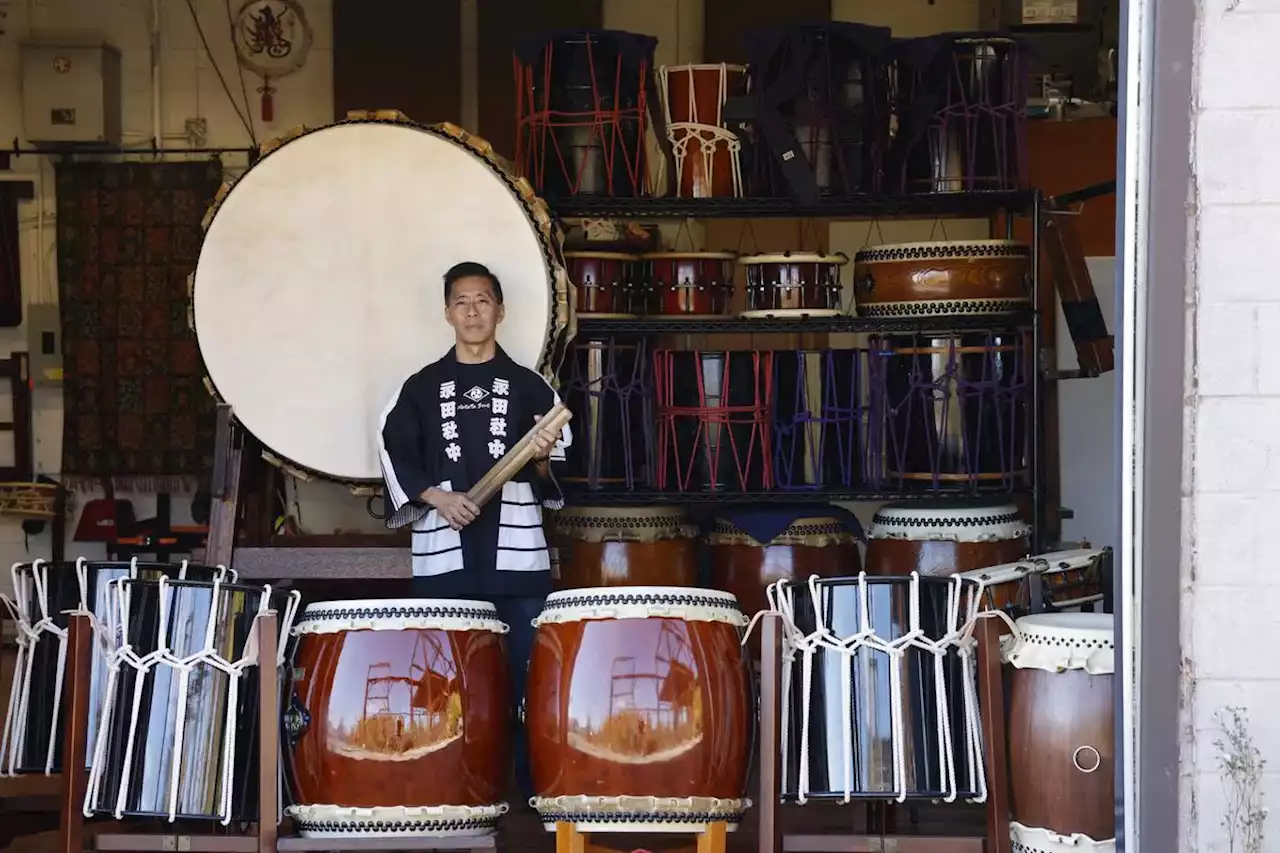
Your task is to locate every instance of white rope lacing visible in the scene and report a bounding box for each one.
[275,590,303,825]
[0,568,29,777]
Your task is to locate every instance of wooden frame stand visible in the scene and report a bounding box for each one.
[554,820,728,853]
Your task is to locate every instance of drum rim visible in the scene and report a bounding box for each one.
[642,251,738,260]
[1013,611,1114,636]
[872,499,1022,519]
[659,62,750,74]
[956,548,1103,584]
[192,117,569,487]
[738,252,850,265]
[853,239,1031,259]
[543,585,739,604]
[298,597,499,615]
[116,577,270,595]
[810,574,977,589]
[565,251,641,260]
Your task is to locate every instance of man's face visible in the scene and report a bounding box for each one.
[445,275,504,344]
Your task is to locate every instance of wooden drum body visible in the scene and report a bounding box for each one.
[958,549,1105,618]
[864,499,1030,577]
[739,253,848,318]
[566,252,639,317]
[658,63,748,198]
[527,587,753,831]
[284,599,511,837]
[853,240,1030,319]
[1005,613,1115,849]
[553,506,700,588]
[641,252,736,317]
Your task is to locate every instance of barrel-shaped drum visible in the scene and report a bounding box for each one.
[553,506,700,588]
[864,499,1030,576]
[527,587,753,831]
[852,240,1030,319]
[284,599,511,837]
[1005,613,1115,849]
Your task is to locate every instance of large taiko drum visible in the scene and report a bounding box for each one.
[1005,613,1115,850]
[640,252,736,317]
[527,587,753,832]
[552,506,700,588]
[192,116,571,486]
[864,499,1030,577]
[852,240,1031,319]
[738,253,848,318]
[566,251,639,317]
[957,548,1106,618]
[658,63,748,198]
[284,599,511,837]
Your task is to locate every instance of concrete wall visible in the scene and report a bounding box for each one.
[1186,0,1280,849]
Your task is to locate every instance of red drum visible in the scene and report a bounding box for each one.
[958,549,1106,618]
[864,499,1031,577]
[658,63,749,198]
[641,252,736,317]
[284,599,511,837]
[527,586,753,831]
[1005,613,1115,849]
[738,253,848,318]
[654,350,774,492]
[565,252,640,317]
[553,506,700,588]
[852,240,1031,319]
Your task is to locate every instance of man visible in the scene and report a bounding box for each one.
[377,260,570,797]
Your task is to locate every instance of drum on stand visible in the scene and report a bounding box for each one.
[1005,613,1115,850]
[864,499,1031,576]
[566,252,640,317]
[560,338,654,492]
[526,586,753,831]
[772,350,865,491]
[1,559,225,776]
[870,332,1031,489]
[284,599,511,837]
[891,35,1029,193]
[640,252,736,317]
[778,574,983,801]
[743,23,893,196]
[654,350,774,493]
[553,506,700,588]
[957,548,1106,619]
[83,577,279,823]
[658,63,748,198]
[739,253,848,319]
[852,240,1031,319]
[514,30,659,198]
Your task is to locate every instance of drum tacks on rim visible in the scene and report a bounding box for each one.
[191,113,572,488]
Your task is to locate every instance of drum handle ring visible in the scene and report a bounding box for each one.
[1072,744,1102,773]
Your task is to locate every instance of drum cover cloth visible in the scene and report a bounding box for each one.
[194,122,556,482]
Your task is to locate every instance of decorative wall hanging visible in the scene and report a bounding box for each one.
[232,0,313,123]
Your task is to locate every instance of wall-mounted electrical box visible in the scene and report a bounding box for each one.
[20,35,122,148]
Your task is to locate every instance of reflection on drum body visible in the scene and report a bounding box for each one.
[739,253,848,318]
[864,499,1031,577]
[553,506,700,588]
[658,63,748,198]
[284,600,511,837]
[527,587,753,831]
[852,240,1030,319]
[641,252,736,317]
[565,252,639,317]
[1005,613,1115,850]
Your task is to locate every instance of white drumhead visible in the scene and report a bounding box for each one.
[869,500,1030,543]
[554,505,694,542]
[537,586,746,625]
[958,548,1103,585]
[737,252,849,265]
[194,121,562,482]
[853,239,1029,262]
[1005,612,1115,674]
[294,597,507,635]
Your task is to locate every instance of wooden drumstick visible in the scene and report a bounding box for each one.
[466,404,571,508]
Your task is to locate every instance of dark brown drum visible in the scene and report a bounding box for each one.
[641,252,736,317]
[553,505,700,588]
[852,240,1030,319]
[566,251,639,317]
[738,252,848,318]
[284,599,511,837]
[1005,613,1115,849]
[527,586,753,831]
[864,499,1030,577]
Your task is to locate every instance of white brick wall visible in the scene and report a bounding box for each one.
[1189,0,1280,848]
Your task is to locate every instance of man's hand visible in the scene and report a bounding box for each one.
[423,488,479,530]
[530,414,559,462]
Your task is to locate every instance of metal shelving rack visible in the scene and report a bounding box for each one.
[552,190,1047,553]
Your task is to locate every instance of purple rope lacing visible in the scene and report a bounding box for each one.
[772,350,867,491]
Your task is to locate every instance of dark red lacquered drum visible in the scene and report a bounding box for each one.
[739,253,848,318]
[853,240,1031,319]
[527,586,753,832]
[1005,613,1115,849]
[658,63,748,198]
[566,251,640,317]
[553,506,700,588]
[641,252,736,317]
[864,499,1030,577]
[284,599,510,837]
[654,349,774,492]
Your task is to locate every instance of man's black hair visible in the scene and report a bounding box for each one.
[443,262,504,304]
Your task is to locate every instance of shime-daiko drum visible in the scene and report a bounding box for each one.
[957,549,1106,618]
[284,599,511,837]
[864,499,1031,577]
[191,115,571,486]
[1005,613,1115,852]
[526,587,753,831]
[553,506,700,588]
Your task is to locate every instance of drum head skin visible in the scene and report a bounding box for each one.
[194,120,567,483]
